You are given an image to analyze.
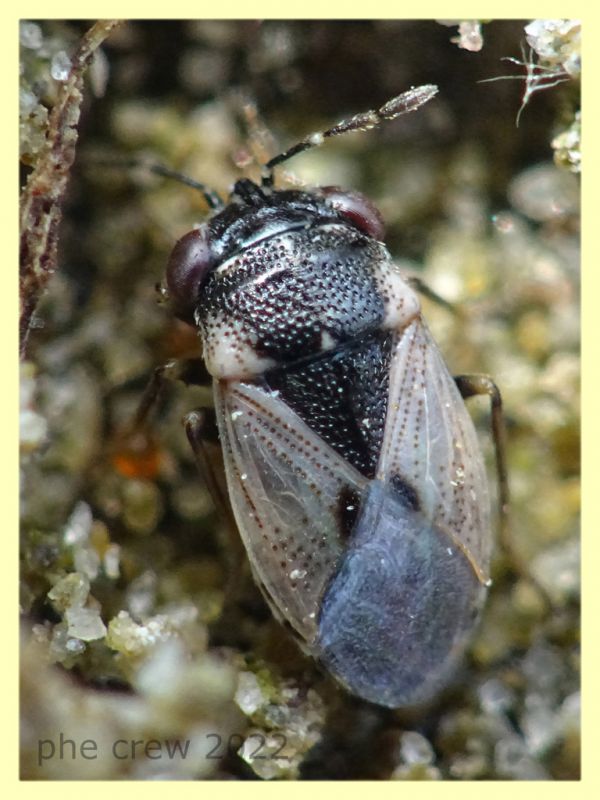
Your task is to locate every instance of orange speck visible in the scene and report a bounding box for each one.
[111,431,162,480]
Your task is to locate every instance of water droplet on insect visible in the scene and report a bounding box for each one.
[451,466,466,487]
[289,568,307,580]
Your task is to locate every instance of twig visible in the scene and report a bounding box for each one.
[19,20,124,359]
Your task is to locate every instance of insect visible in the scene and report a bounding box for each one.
[157,85,507,709]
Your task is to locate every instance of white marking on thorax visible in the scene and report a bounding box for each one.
[373,259,421,330]
[202,313,277,380]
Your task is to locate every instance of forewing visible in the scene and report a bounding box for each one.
[377,317,492,580]
[215,380,368,642]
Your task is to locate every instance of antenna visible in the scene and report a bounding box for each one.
[261,84,439,188]
[91,156,224,211]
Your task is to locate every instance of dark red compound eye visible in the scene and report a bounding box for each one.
[165,226,213,323]
[320,186,385,241]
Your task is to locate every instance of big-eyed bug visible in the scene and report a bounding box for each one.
[162,86,506,708]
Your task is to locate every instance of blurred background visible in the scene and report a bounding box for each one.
[20,20,580,780]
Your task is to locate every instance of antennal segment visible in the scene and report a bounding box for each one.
[261,84,438,188]
[93,156,225,211]
[143,161,224,211]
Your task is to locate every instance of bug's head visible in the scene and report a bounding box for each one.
[165,177,420,382]
[165,180,385,326]
[165,86,437,374]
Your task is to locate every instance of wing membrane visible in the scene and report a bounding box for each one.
[377,317,492,580]
[215,380,368,641]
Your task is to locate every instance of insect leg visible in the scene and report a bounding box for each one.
[184,408,251,606]
[405,275,463,318]
[132,363,248,595]
[126,358,211,429]
[128,358,229,520]
[454,374,509,529]
[455,374,555,609]
[453,373,538,598]
[111,358,212,477]
[118,362,247,604]
[183,407,234,527]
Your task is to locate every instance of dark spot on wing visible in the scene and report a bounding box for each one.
[390,474,420,511]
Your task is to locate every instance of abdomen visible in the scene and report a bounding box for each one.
[317,480,485,708]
